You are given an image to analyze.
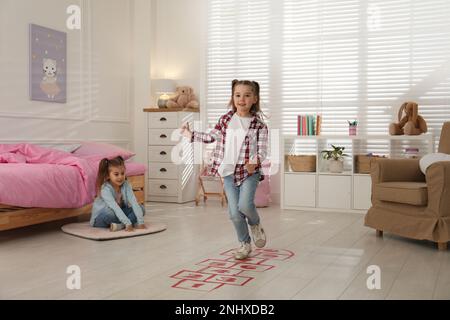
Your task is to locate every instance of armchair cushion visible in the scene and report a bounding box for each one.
[374,182,428,206]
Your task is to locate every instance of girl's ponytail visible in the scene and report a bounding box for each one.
[96,158,110,196]
[252,81,260,96]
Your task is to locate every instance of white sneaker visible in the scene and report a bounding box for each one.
[234,242,252,260]
[250,223,266,248]
[110,223,125,232]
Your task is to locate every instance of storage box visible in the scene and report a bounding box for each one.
[287,155,316,172]
[354,154,386,173]
[355,155,371,173]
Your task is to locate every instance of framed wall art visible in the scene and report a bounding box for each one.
[29,24,67,103]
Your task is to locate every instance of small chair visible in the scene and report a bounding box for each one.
[195,166,227,207]
[365,122,450,250]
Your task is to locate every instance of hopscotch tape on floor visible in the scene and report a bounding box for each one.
[170,248,294,292]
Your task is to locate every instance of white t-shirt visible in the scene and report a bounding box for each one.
[218,114,252,177]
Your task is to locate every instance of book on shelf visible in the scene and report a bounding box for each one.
[297,114,321,136]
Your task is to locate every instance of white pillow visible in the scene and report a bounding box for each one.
[419,153,450,174]
[37,144,82,153]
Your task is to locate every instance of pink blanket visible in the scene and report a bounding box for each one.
[0,144,146,208]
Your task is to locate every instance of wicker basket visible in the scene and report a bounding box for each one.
[354,155,371,174]
[287,155,316,172]
[354,155,386,173]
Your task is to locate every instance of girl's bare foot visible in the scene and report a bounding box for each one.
[135,224,146,229]
[125,225,134,232]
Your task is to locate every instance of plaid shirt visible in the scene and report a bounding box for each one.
[192,110,268,186]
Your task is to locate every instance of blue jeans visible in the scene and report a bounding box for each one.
[223,173,261,244]
[93,204,145,228]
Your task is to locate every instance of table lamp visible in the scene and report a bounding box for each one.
[152,79,176,108]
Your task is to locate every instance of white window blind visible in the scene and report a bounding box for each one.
[207,0,450,156]
[207,0,272,124]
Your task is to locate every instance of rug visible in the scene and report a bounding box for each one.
[61,222,167,240]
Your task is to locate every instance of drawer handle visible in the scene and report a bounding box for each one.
[160,134,167,139]
[160,117,167,121]
[160,151,167,155]
[160,168,167,173]
[160,185,167,190]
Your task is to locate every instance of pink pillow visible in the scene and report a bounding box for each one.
[255,161,271,208]
[73,142,135,161]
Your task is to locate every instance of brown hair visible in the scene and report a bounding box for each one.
[228,79,263,116]
[95,156,125,196]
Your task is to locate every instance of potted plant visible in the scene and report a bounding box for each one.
[320,144,349,173]
[347,120,358,136]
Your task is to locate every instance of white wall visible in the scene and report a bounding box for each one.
[0,0,151,154]
[150,0,207,105]
[131,0,152,165]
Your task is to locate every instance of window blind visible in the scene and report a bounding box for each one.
[207,0,272,124]
[207,0,450,156]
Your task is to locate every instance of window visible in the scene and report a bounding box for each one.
[207,0,450,154]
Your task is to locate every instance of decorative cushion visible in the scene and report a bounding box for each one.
[255,177,271,207]
[255,161,271,207]
[38,144,82,153]
[73,142,135,160]
[419,153,450,174]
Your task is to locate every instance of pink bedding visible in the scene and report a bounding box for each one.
[0,144,146,208]
[124,161,146,177]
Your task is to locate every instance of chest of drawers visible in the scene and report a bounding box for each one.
[144,109,199,203]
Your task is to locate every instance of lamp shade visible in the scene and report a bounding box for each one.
[152,79,176,94]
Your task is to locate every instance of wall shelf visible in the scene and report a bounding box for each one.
[281,134,434,213]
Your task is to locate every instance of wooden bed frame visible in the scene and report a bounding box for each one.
[0,175,145,232]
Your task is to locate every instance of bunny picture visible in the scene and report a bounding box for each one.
[39,58,61,99]
[389,101,428,135]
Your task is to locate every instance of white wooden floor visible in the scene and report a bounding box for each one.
[1,201,449,300]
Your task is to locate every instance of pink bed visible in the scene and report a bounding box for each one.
[0,143,146,208]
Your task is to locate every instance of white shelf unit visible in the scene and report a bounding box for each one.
[281,133,434,213]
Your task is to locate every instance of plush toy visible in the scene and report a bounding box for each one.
[166,86,199,111]
[389,101,427,135]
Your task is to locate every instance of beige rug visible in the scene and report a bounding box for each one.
[61,222,167,241]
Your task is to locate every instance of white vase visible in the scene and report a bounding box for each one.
[328,159,344,173]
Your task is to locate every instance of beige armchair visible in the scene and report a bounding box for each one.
[365,122,450,250]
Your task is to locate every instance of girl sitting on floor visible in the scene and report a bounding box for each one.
[90,156,146,232]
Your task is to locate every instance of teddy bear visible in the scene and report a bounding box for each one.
[166,86,199,111]
[389,101,427,135]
